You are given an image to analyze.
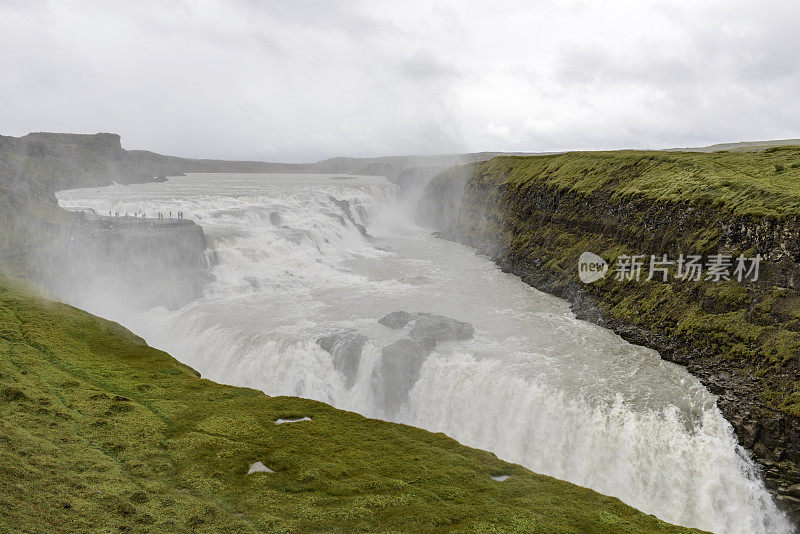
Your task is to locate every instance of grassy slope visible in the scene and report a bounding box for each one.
[0,277,696,533]
[484,146,800,218]
[464,148,800,416]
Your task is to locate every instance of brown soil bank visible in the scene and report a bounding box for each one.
[419,148,800,522]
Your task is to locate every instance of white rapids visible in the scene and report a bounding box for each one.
[56,172,793,533]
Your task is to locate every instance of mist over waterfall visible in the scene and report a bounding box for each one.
[56,173,792,534]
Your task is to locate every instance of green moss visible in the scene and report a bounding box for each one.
[0,276,698,533]
[702,282,750,309]
[480,147,800,218]
[765,382,800,414]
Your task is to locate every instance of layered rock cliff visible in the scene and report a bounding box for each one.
[0,133,212,309]
[420,148,800,521]
[36,216,212,312]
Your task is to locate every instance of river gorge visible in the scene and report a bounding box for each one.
[53,172,793,533]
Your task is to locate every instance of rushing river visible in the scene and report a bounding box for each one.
[57,173,792,533]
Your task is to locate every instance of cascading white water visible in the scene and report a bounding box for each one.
[57,173,793,534]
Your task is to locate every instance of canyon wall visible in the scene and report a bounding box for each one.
[35,216,212,312]
[0,133,212,310]
[420,150,800,521]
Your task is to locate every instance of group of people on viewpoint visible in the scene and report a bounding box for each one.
[107,210,185,221]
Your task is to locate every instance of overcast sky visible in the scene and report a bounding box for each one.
[1,0,799,162]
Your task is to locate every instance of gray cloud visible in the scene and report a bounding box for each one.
[0,0,798,161]
[401,49,461,81]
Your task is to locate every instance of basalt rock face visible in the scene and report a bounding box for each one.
[328,196,372,240]
[0,133,213,310]
[35,216,212,312]
[388,166,445,200]
[379,311,475,349]
[372,312,475,413]
[0,133,156,191]
[0,133,165,267]
[420,154,800,523]
[416,164,475,230]
[372,338,431,411]
[317,330,369,388]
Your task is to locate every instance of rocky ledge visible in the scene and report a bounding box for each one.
[33,214,213,311]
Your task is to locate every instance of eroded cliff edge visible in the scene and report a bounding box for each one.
[0,132,212,309]
[420,149,800,521]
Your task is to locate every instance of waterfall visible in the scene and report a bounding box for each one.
[56,173,793,534]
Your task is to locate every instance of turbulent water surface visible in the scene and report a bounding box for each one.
[57,173,792,533]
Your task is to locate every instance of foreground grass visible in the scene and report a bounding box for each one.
[0,277,696,533]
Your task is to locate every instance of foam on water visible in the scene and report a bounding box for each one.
[56,173,793,533]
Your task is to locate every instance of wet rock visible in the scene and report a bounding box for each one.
[753,441,770,459]
[243,276,259,290]
[43,217,210,312]
[378,311,413,329]
[372,338,431,411]
[787,484,800,499]
[408,313,474,348]
[328,196,371,239]
[317,330,368,388]
[371,312,475,414]
[776,494,800,522]
[275,227,305,244]
[740,421,761,448]
[378,311,474,348]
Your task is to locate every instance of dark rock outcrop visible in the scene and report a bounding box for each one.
[328,196,371,239]
[378,311,475,346]
[37,216,212,311]
[378,311,414,329]
[371,338,431,412]
[320,312,474,412]
[407,313,474,348]
[372,312,475,412]
[415,165,473,230]
[389,166,444,200]
[317,330,369,388]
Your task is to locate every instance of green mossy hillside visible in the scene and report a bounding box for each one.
[482,147,800,218]
[0,277,696,533]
